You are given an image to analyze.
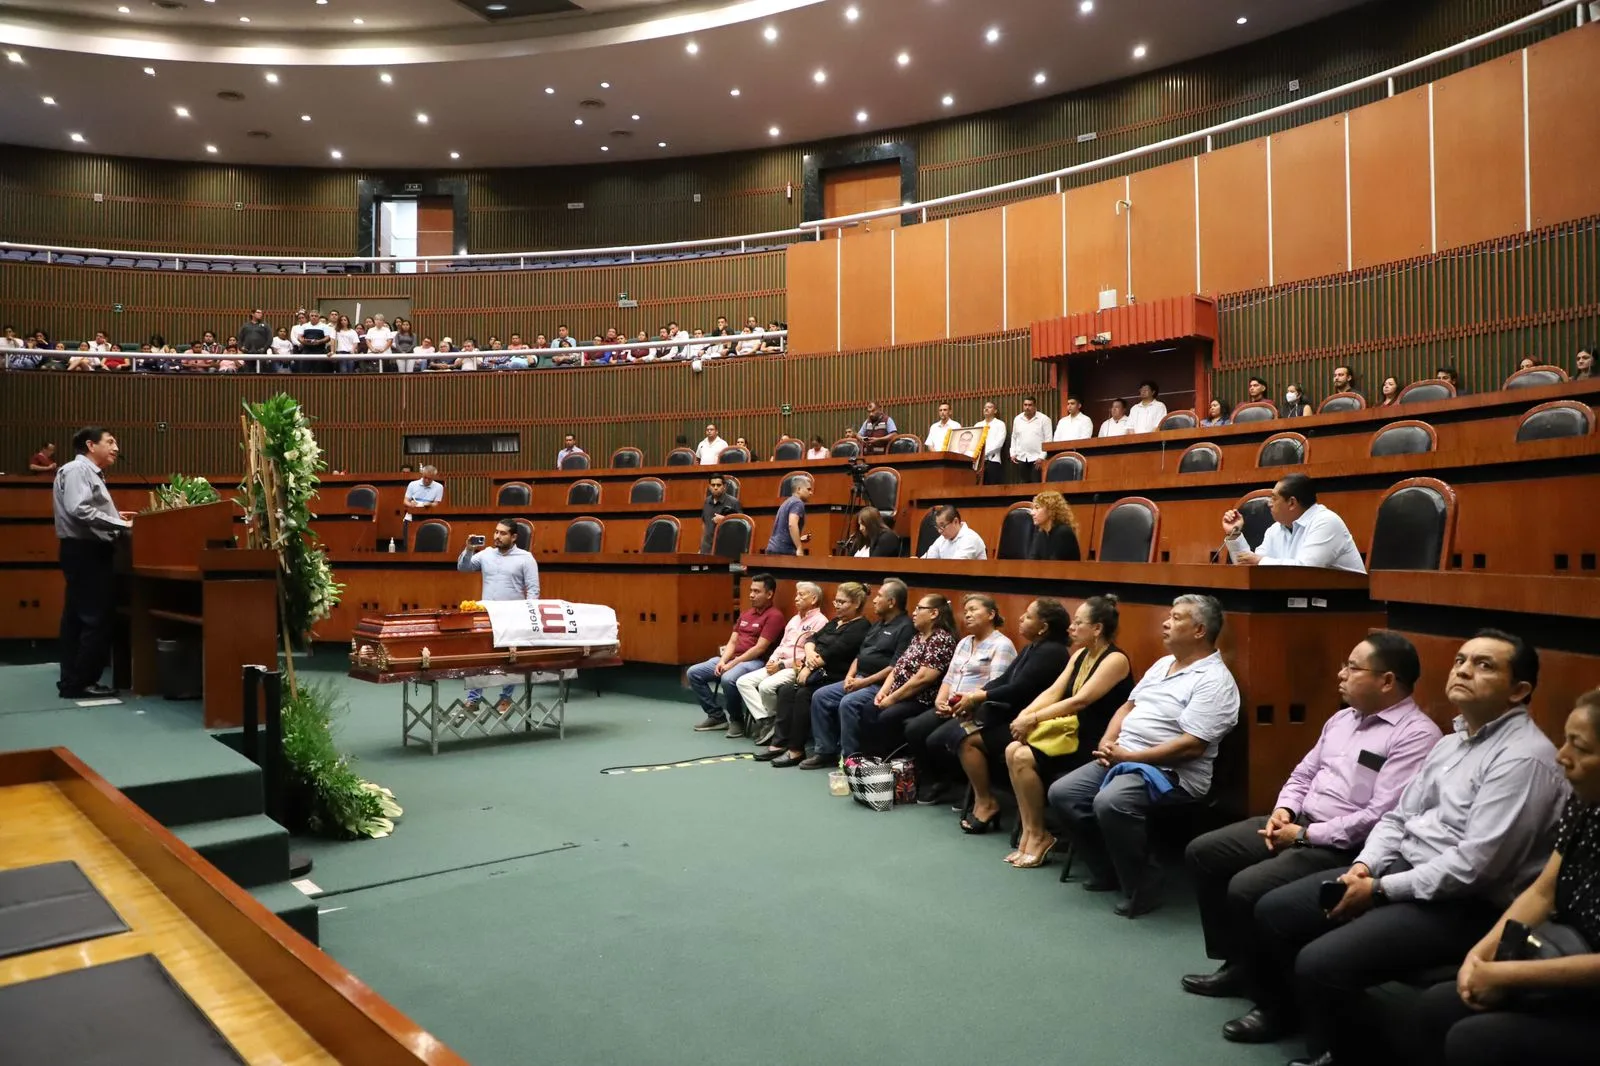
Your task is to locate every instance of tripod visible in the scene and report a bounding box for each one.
[833,474,872,556]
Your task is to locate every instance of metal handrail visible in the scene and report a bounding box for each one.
[0,1,1582,269]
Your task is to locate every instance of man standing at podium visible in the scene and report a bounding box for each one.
[53,427,135,699]
[458,519,541,716]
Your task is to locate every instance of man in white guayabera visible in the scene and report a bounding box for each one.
[456,518,541,715]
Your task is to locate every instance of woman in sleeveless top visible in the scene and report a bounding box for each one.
[1004,596,1134,868]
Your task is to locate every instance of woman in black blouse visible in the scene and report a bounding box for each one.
[761,582,870,766]
[1003,595,1134,868]
[851,506,901,558]
[1414,687,1600,1064]
[1027,490,1081,562]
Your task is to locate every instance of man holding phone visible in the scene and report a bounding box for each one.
[456,519,540,716]
[1182,633,1441,1034]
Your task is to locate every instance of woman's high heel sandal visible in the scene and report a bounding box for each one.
[1011,836,1058,869]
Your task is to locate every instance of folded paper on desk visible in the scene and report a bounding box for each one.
[484,599,619,649]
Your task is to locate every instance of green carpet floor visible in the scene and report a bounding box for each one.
[300,665,1304,1066]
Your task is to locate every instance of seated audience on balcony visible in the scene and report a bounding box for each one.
[735,325,763,357]
[1575,347,1593,380]
[801,579,915,769]
[1201,397,1232,426]
[761,321,785,354]
[696,423,729,464]
[639,327,667,360]
[683,329,710,362]
[805,436,829,460]
[216,342,245,372]
[0,326,22,349]
[455,339,482,372]
[1236,631,1568,1064]
[761,582,871,767]
[1054,396,1093,441]
[859,400,897,444]
[67,345,101,372]
[688,573,786,738]
[1246,376,1270,405]
[977,400,1007,484]
[733,436,749,451]
[412,336,436,367]
[765,474,811,556]
[926,402,962,450]
[1222,473,1365,573]
[198,330,221,355]
[733,581,826,744]
[1049,594,1240,917]
[1181,632,1441,1006]
[1283,384,1313,418]
[1027,490,1082,562]
[708,316,734,358]
[425,339,458,371]
[180,342,215,373]
[1005,595,1132,867]
[851,506,901,558]
[1412,686,1600,1066]
[29,442,58,472]
[1009,396,1052,482]
[901,594,1016,810]
[1128,381,1169,434]
[404,466,444,510]
[1098,398,1134,437]
[923,504,988,561]
[86,330,114,354]
[698,473,741,554]
[1379,375,1401,406]
[1330,365,1360,400]
[550,325,581,367]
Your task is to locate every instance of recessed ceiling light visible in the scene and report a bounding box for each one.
[300,114,312,122]
[70,132,85,142]
[941,94,954,106]
[544,86,555,94]
[844,6,859,21]
[205,144,217,154]
[855,110,868,123]
[763,25,777,41]
[330,149,342,159]
[416,112,428,124]
[5,52,23,64]
[573,118,583,125]
[896,51,910,66]
[631,113,640,120]
[1132,43,1148,59]
[600,146,609,152]
[450,151,460,159]
[658,141,667,147]
[729,88,741,97]
[117,5,130,12]
[768,126,780,137]
[317,0,329,5]
[352,18,364,25]
[685,41,699,55]
[1236,15,1248,24]
[487,2,506,9]
[600,81,610,89]
[813,69,827,84]
[1079,0,1094,12]
[143,66,156,75]
[264,72,279,83]
[41,95,56,105]
[984,27,1000,43]
[238,15,250,22]
[1033,71,1047,85]
[174,106,190,118]
[379,72,392,83]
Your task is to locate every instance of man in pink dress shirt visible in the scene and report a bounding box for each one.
[1179,631,1442,1006]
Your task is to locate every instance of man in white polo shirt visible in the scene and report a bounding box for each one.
[1128,380,1169,435]
[976,401,1007,485]
[1009,396,1053,483]
[925,402,962,451]
[1054,396,1094,442]
[1221,474,1366,573]
[404,465,444,509]
[696,423,729,465]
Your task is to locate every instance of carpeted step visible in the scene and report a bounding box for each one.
[173,814,289,890]
[249,880,319,945]
[123,766,264,828]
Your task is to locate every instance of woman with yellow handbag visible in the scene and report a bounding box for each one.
[1003,596,1134,869]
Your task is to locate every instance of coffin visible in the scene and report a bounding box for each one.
[348,608,621,683]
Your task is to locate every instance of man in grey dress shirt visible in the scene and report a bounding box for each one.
[456,519,541,714]
[53,427,136,699]
[1236,629,1569,1066]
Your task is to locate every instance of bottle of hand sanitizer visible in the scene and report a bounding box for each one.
[388,537,397,553]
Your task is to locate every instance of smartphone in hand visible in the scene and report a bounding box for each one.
[1318,879,1348,912]
[468,534,486,546]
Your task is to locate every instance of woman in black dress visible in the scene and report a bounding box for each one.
[851,506,901,558]
[1003,595,1133,868]
[760,582,871,766]
[1027,490,1081,562]
[1413,687,1600,1064]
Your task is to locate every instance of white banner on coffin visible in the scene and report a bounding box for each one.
[483,599,619,650]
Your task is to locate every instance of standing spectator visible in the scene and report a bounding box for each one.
[297,311,333,370]
[1054,397,1093,441]
[976,400,1007,485]
[1098,398,1134,437]
[1009,396,1053,482]
[556,435,586,467]
[29,442,57,473]
[859,401,897,444]
[696,423,729,465]
[1128,381,1168,434]
[237,308,271,369]
[926,402,962,450]
[686,574,786,737]
[765,474,811,556]
[392,319,418,372]
[455,519,540,716]
[365,314,394,371]
[698,474,741,554]
[269,326,294,373]
[334,313,360,374]
[53,427,135,699]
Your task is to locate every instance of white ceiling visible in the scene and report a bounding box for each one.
[0,0,1373,168]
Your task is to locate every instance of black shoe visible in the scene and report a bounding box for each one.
[797,754,836,770]
[1114,886,1162,918]
[1082,876,1120,893]
[753,725,776,746]
[753,748,783,762]
[1287,1054,1333,1066]
[1222,1008,1292,1044]
[770,753,803,767]
[57,687,91,699]
[84,683,118,698]
[1181,962,1248,998]
[915,782,949,806]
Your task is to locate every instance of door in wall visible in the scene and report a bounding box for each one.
[822,162,902,238]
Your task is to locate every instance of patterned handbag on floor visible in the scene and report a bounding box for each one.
[842,754,896,812]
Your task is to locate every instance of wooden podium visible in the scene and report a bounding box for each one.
[117,501,281,729]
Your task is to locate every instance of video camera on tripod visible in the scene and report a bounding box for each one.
[834,456,873,555]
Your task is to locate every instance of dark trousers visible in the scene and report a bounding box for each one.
[1013,460,1038,483]
[981,460,1003,485]
[902,708,954,779]
[1047,761,1194,897]
[1185,816,1353,963]
[1413,979,1600,1066]
[772,676,822,751]
[845,697,926,757]
[58,537,116,694]
[1252,868,1497,1058]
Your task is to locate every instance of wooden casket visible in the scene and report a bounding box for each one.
[348,608,621,683]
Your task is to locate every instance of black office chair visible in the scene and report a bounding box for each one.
[1234,490,1275,551]
[863,467,900,518]
[1369,421,1437,457]
[1503,365,1568,390]
[1515,400,1594,442]
[1368,478,1455,571]
[566,479,601,506]
[777,471,809,500]
[1318,393,1367,414]
[1231,401,1279,424]
[509,518,534,552]
[1158,410,1197,431]
[1044,452,1086,482]
[771,437,804,462]
[887,434,922,454]
[915,508,941,557]
[720,474,741,499]
[412,519,451,553]
[1096,498,1159,563]
[630,477,666,504]
[718,447,750,464]
[1177,443,1221,474]
[1398,380,1456,404]
[561,517,605,553]
[1256,432,1308,467]
[497,481,532,507]
[830,439,862,458]
[558,451,592,471]
[641,515,681,553]
[996,505,1035,560]
[711,514,754,559]
[665,448,697,466]
[610,446,643,468]
[345,484,378,510]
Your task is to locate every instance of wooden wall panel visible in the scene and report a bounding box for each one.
[838,229,894,350]
[1527,23,1600,229]
[946,208,1004,339]
[783,240,838,353]
[1433,52,1526,251]
[1270,115,1350,283]
[1127,158,1199,308]
[1347,86,1434,269]
[893,220,947,345]
[1003,194,1064,329]
[1065,177,1128,316]
[1197,139,1271,295]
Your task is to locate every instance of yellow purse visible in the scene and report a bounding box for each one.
[1025,715,1080,757]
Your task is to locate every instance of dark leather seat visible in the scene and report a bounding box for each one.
[777,472,808,500]
[830,439,861,458]
[1369,421,1436,457]
[641,515,681,553]
[1318,393,1366,414]
[1399,380,1455,404]
[611,447,644,468]
[345,484,378,510]
[1097,498,1159,563]
[772,438,804,462]
[509,518,534,552]
[1236,491,1275,551]
[1516,400,1594,442]
[916,508,940,557]
[497,481,532,507]
[996,505,1035,560]
[1178,443,1221,474]
[720,474,741,498]
[1504,366,1567,390]
[711,514,753,559]
[1368,479,1455,571]
[1257,433,1307,467]
[863,467,900,517]
[566,479,601,506]
[719,447,750,464]
[629,478,665,504]
[887,435,921,453]
[1231,401,1279,423]
[1159,410,1197,431]
[558,451,592,471]
[412,519,451,553]
[1045,452,1086,482]
[665,448,697,466]
[563,517,605,554]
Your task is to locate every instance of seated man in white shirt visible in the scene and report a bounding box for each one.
[1098,398,1134,437]
[1053,396,1094,442]
[1049,594,1241,917]
[1128,380,1169,434]
[1221,474,1366,573]
[926,402,962,450]
[404,465,444,511]
[922,504,988,561]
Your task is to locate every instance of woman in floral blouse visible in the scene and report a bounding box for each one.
[845,593,956,758]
